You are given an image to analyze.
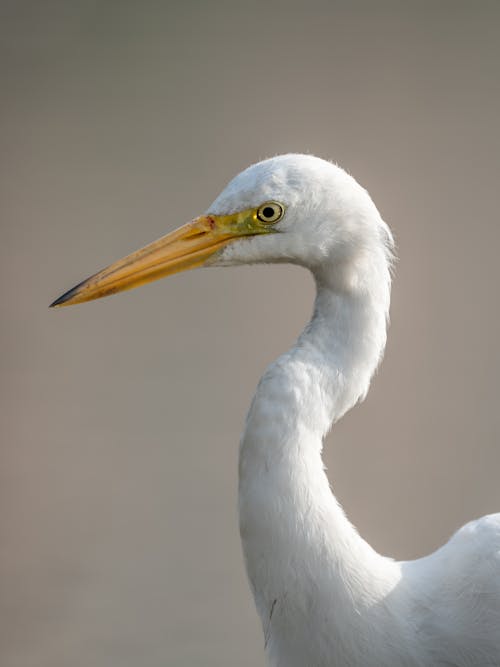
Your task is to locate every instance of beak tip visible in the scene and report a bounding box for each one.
[49,293,72,309]
[49,279,88,308]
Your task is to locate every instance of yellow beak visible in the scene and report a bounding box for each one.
[50,208,274,307]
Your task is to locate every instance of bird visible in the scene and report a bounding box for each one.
[51,154,500,666]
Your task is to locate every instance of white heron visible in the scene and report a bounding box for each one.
[51,154,500,666]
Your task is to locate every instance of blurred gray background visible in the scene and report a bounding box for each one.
[2,1,500,665]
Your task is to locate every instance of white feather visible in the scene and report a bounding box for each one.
[209,155,500,666]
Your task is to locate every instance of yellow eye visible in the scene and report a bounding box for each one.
[256,202,285,224]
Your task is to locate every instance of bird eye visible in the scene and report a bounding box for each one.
[256,202,284,224]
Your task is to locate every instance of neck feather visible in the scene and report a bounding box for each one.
[238,251,401,664]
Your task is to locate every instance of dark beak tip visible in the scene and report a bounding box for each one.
[49,279,88,308]
[49,293,72,308]
[49,296,66,308]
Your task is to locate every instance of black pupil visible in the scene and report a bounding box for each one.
[262,206,276,219]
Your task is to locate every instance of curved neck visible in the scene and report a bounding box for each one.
[238,255,399,664]
[298,275,390,428]
[242,255,391,455]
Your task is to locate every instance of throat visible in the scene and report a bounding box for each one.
[238,272,395,662]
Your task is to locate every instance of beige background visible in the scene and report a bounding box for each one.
[2,1,500,665]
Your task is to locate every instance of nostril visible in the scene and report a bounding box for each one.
[187,230,208,240]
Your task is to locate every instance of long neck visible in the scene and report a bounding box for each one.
[238,256,402,664]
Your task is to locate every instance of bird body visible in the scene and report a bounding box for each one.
[52,154,500,666]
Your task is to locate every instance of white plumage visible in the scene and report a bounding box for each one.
[208,155,500,666]
[53,154,500,666]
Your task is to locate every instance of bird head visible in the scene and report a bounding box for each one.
[50,154,393,307]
